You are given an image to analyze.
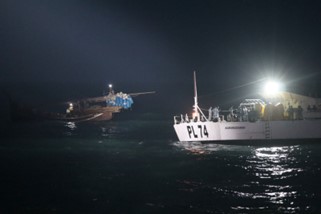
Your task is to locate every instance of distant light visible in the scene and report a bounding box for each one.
[263,81,282,96]
[108,84,113,88]
[69,103,73,107]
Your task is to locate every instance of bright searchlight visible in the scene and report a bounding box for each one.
[263,81,282,96]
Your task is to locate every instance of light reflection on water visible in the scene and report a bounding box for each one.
[65,122,77,130]
[64,122,77,136]
[172,141,248,154]
[251,146,303,179]
[100,126,120,137]
[247,146,303,209]
[172,141,307,212]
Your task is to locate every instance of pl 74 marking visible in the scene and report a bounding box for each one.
[187,125,209,138]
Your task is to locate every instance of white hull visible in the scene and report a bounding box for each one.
[174,120,321,142]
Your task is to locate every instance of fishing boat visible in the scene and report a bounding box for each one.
[9,84,154,122]
[173,72,321,142]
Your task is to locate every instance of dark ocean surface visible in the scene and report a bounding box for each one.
[1,119,321,213]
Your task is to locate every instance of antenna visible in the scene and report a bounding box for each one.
[194,71,198,103]
[193,71,200,120]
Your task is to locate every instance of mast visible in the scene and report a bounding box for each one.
[193,71,200,120]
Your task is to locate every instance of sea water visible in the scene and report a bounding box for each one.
[1,120,321,213]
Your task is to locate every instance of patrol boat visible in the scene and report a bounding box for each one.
[173,72,321,142]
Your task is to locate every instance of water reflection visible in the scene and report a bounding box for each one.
[100,126,120,137]
[172,141,246,154]
[246,146,303,208]
[65,122,77,130]
[172,141,306,211]
[252,146,303,179]
[173,141,216,154]
[64,122,77,136]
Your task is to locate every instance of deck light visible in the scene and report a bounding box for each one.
[263,80,282,96]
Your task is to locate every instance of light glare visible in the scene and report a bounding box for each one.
[264,81,282,96]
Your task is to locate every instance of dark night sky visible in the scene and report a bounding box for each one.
[1,0,321,112]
